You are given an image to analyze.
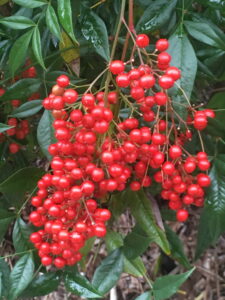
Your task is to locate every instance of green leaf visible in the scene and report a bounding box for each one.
[9,29,33,75]
[205,117,225,140]
[0,16,35,29]
[46,5,61,40]
[13,0,46,8]
[0,259,10,299]
[10,100,42,118]
[80,10,110,61]
[32,27,45,69]
[37,110,56,160]
[0,167,44,208]
[0,123,14,133]
[8,253,35,300]
[12,218,33,253]
[185,20,225,50]
[0,209,16,242]
[136,0,177,33]
[92,248,124,294]
[123,224,151,259]
[64,272,102,298]
[57,0,77,42]
[152,268,195,300]
[105,231,146,277]
[128,189,170,255]
[21,272,61,297]
[0,78,41,101]
[168,31,197,119]
[135,291,152,300]
[165,224,191,269]
[196,155,225,259]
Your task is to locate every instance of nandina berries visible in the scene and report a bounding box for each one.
[136,34,150,48]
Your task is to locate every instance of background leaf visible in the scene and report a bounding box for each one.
[0,209,16,242]
[37,110,56,159]
[13,0,46,8]
[12,217,33,252]
[0,123,14,133]
[8,253,35,300]
[196,155,225,258]
[0,16,35,29]
[32,27,45,69]
[10,100,42,118]
[152,268,195,300]
[80,10,110,61]
[46,5,61,40]
[92,248,124,294]
[0,259,10,299]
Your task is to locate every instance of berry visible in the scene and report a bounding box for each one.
[136,34,150,48]
[176,209,189,222]
[156,39,169,52]
[109,60,125,75]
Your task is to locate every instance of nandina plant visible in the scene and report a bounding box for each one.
[0,1,225,299]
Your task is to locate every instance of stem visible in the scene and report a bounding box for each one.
[104,0,127,106]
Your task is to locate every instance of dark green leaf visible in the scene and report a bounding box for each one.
[10,100,42,118]
[32,27,45,69]
[9,29,33,75]
[92,248,124,294]
[136,0,177,33]
[12,218,33,253]
[196,155,225,258]
[185,20,225,50]
[64,272,102,298]
[0,209,16,242]
[123,224,151,259]
[57,0,77,42]
[168,31,197,119]
[153,268,195,300]
[165,224,191,269]
[0,123,14,133]
[8,253,34,300]
[0,167,44,208]
[0,16,35,29]
[205,117,225,140]
[135,291,152,300]
[37,110,56,160]
[21,272,61,297]
[0,79,41,101]
[46,5,61,40]
[13,0,47,8]
[0,259,10,299]
[105,231,146,277]
[128,189,170,254]
[80,10,110,61]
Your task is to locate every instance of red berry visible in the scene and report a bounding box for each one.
[136,34,150,48]
[165,67,181,81]
[109,60,125,75]
[158,52,171,65]
[159,75,174,89]
[57,75,70,87]
[176,209,189,222]
[156,39,169,52]
[116,73,130,87]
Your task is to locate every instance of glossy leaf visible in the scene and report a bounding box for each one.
[0,259,10,299]
[0,209,16,242]
[105,230,146,277]
[12,218,33,253]
[205,117,225,140]
[8,253,35,300]
[21,272,61,297]
[37,110,56,160]
[123,224,151,259]
[165,224,191,269]
[0,123,14,133]
[57,0,77,42]
[128,189,170,254]
[196,155,225,258]
[9,29,33,75]
[152,268,195,300]
[185,20,225,50]
[13,0,46,8]
[80,10,110,61]
[135,291,152,300]
[32,27,45,69]
[10,100,42,118]
[46,5,61,40]
[168,30,197,119]
[0,167,44,208]
[0,79,41,101]
[0,16,35,29]
[92,248,124,294]
[136,0,177,33]
[64,272,102,298]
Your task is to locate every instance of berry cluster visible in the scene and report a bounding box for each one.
[0,63,39,154]
[29,33,213,268]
